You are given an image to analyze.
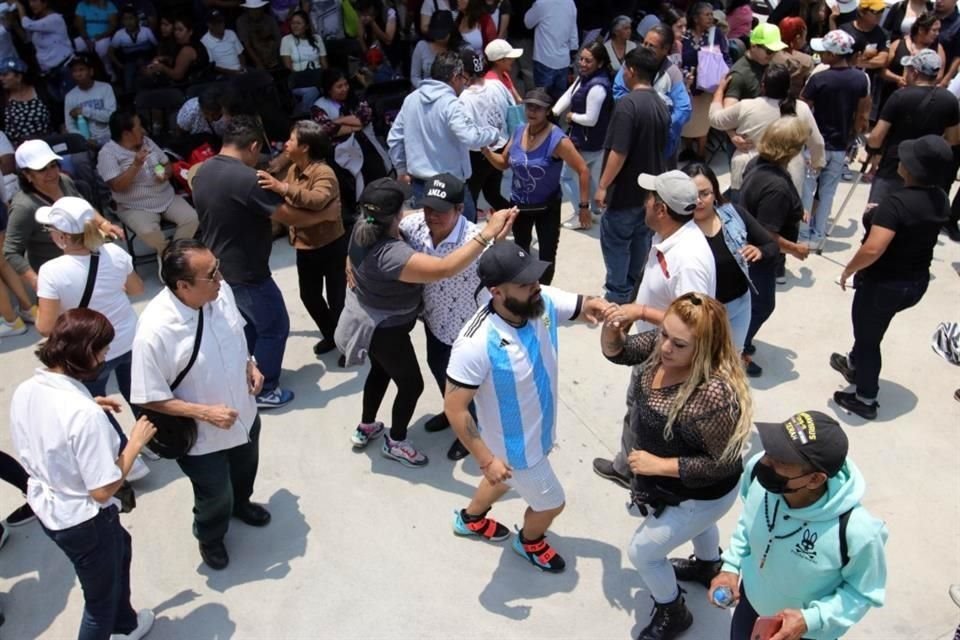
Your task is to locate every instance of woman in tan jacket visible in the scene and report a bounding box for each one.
[258,120,345,358]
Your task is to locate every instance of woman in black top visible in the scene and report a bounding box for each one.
[142,15,210,87]
[601,293,753,640]
[831,135,950,419]
[739,116,811,377]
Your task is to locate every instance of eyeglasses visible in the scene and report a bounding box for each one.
[697,189,714,198]
[194,260,222,283]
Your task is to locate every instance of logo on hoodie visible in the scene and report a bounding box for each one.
[793,528,819,562]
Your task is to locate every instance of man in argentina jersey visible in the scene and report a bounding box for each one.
[445,241,610,573]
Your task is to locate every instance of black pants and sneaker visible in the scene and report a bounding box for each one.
[424,325,471,461]
[468,151,510,213]
[296,236,347,355]
[363,320,424,443]
[512,200,562,285]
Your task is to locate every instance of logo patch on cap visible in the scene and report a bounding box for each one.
[785,412,816,445]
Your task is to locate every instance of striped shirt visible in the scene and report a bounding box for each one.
[446,287,581,470]
[97,137,174,214]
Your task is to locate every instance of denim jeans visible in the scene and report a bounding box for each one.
[744,258,777,350]
[176,416,261,544]
[560,149,604,214]
[600,206,652,304]
[83,351,136,451]
[802,149,847,243]
[533,60,569,99]
[725,291,752,352]
[41,506,139,640]
[627,487,737,603]
[230,277,290,393]
[413,178,477,222]
[849,275,928,400]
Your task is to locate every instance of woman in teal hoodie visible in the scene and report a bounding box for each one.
[710,411,888,640]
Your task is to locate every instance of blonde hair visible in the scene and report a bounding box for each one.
[644,293,754,464]
[59,218,106,253]
[757,116,809,166]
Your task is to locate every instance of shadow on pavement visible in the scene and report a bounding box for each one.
[150,602,236,639]
[828,379,918,425]
[745,341,799,391]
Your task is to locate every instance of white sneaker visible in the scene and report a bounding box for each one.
[0,317,27,337]
[110,609,155,640]
[381,436,428,467]
[126,457,150,482]
[139,446,161,461]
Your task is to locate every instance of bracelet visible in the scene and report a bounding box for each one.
[473,234,490,248]
[478,459,494,470]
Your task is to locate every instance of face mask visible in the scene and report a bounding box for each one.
[754,460,809,495]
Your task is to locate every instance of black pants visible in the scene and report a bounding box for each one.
[511,199,562,285]
[730,586,814,640]
[849,274,928,400]
[296,235,347,341]
[468,151,510,212]
[0,450,28,494]
[362,320,424,441]
[745,257,777,350]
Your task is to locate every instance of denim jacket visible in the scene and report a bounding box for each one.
[716,203,757,294]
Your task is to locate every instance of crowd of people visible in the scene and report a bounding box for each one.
[0,0,957,638]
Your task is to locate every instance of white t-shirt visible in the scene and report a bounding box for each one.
[280,33,328,71]
[10,369,122,531]
[446,286,581,470]
[201,29,244,71]
[37,243,137,361]
[633,220,717,333]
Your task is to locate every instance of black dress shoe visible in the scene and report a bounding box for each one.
[233,502,272,527]
[834,391,877,420]
[592,458,631,489]
[829,353,856,384]
[313,338,337,355]
[446,439,469,461]
[199,540,229,570]
[424,413,450,433]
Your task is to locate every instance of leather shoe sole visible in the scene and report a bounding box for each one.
[232,503,272,527]
[200,541,229,570]
[592,457,631,489]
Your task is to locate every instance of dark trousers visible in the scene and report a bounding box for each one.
[0,450,28,494]
[231,277,290,393]
[362,320,424,441]
[849,275,928,400]
[296,236,347,341]
[745,257,778,350]
[730,586,813,640]
[511,199,562,285]
[424,324,478,426]
[83,351,137,451]
[468,151,510,212]
[176,416,261,544]
[41,506,138,640]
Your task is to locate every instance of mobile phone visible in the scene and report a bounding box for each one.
[751,616,782,640]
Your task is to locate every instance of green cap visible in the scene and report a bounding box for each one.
[750,23,787,52]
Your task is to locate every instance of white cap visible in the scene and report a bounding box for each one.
[484,39,523,62]
[35,196,95,234]
[15,139,62,171]
[240,0,269,7]
[637,171,699,216]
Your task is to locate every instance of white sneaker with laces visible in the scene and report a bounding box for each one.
[0,317,27,337]
[110,609,155,640]
[381,436,428,467]
[126,457,150,482]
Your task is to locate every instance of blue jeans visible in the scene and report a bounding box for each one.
[724,291,752,352]
[849,274,928,400]
[412,178,477,222]
[560,149,604,215]
[533,61,568,99]
[83,351,135,452]
[744,258,777,350]
[41,506,139,640]
[802,149,846,242]
[600,206,651,304]
[231,277,290,393]
[292,87,321,116]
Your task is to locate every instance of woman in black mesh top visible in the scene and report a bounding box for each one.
[601,292,753,640]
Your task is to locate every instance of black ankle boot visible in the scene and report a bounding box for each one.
[637,592,693,640]
[670,552,722,588]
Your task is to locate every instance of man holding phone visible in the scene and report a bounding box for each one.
[709,411,888,640]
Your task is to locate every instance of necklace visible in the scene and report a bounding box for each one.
[759,493,806,569]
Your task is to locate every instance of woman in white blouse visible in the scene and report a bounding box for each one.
[604,15,636,72]
[9,308,156,640]
[281,10,329,113]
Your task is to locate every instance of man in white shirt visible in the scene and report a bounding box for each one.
[445,242,609,573]
[593,170,716,488]
[64,54,117,146]
[201,10,245,75]
[130,238,270,571]
[523,0,578,99]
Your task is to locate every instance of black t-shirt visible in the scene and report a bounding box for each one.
[705,230,749,303]
[739,158,804,242]
[192,155,283,284]
[602,88,669,211]
[877,86,960,178]
[861,186,948,279]
[840,21,888,70]
[801,66,869,151]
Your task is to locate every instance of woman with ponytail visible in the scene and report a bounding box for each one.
[601,292,754,640]
[708,63,823,202]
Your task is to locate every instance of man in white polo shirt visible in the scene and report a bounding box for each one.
[593,170,716,488]
[445,241,609,573]
[131,238,270,572]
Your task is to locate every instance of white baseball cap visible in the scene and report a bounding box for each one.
[15,139,63,171]
[35,196,95,234]
[637,171,699,216]
[484,39,523,62]
[240,0,269,8]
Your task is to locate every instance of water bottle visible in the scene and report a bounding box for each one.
[712,586,734,609]
[76,115,91,140]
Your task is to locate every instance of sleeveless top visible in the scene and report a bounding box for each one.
[508,124,566,206]
[569,71,613,152]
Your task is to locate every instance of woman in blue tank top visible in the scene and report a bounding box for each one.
[481,88,590,284]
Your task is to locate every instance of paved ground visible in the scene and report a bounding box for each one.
[0,167,958,640]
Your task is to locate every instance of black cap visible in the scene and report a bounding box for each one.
[460,48,485,77]
[523,87,553,108]
[427,11,455,41]
[420,173,465,212]
[358,178,410,223]
[756,411,849,477]
[478,241,549,288]
[899,134,953,185]
[68,53,96,69]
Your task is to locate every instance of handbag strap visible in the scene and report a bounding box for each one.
[78,252,100,309]
[170,307,204,391]
[708,26,716,48]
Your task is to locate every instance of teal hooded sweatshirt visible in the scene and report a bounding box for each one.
[721,453,888,639]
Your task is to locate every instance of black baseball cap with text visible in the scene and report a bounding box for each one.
[757,411,849,477]
[420,173,465,212]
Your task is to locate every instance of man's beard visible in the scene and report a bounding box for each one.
[503,292,544,319]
